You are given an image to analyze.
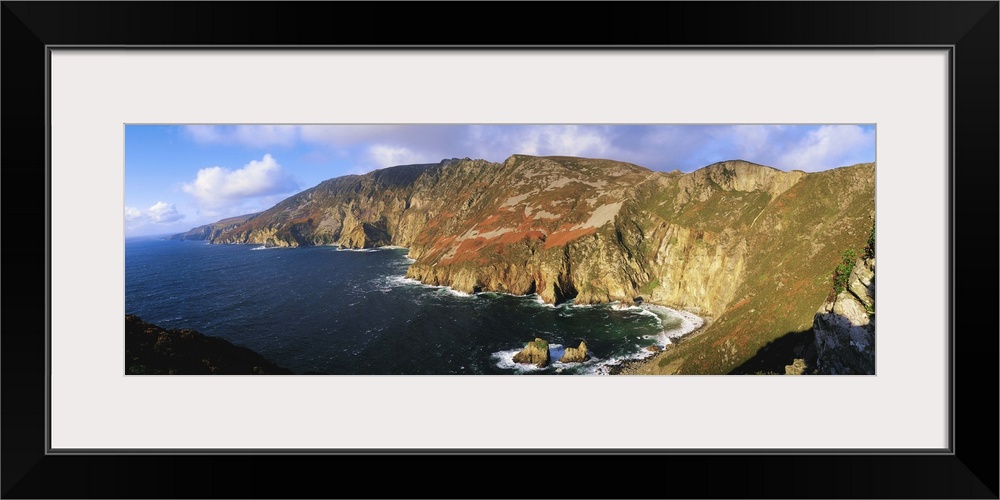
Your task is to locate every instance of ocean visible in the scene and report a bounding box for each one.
[125,238,702,374]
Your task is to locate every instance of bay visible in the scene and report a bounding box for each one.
[125,237,700,374]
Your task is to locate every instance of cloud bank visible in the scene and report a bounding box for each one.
[181,124,875,173]
[184,125,298,148]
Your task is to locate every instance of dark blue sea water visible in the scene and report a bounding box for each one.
[125,238,702,374]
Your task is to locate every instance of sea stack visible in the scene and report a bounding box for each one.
[512,338,550,368]
[558,341,589,363]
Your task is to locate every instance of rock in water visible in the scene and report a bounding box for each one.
[512,338,550,368]
[559,341,589,363]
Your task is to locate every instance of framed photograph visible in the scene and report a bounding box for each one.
[4,2,996,498]
[121,122,875,378]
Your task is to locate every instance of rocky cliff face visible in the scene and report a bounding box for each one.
[624,162,875,374]
[200,161,452,248]
[404,155,656,304]
[814,256,876,374]
[175,155,875,373]
[403,158,815,312]
[168,213,258,241]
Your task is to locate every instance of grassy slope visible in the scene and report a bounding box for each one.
[646,163,875,374]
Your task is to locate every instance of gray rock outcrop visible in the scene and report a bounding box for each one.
[814,257,875,374]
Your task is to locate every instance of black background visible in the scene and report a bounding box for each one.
[2,2,997,498]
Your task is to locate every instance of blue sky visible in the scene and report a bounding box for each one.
[125,124,875,237]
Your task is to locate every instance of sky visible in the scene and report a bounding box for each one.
[125,124,875,237]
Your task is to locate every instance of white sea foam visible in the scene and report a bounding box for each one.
[394,281,705,374]
[494,343,585,373]
[628,304,704,343]
[529,294,557,308]
[491,349,543,372]
[632,307,661,320]
[337,245,409,252]
[471,291,561,307]
[583,346,665,375]
[598,304,705,367]
[475,290,562,307]
[383,275,475,298]
[491,334,682,375]
[439,287,473,298]
[665,308,705,336]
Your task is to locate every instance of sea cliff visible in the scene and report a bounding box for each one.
[174,155,875,373]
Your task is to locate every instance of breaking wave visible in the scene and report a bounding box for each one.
[382,275,475,298]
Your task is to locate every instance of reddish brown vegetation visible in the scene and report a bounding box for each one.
[543,227,596,249]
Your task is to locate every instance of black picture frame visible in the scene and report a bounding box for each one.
[3,2,997,498]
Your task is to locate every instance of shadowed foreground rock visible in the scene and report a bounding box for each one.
[512,338,550,368]
[813,257,876,374]
[125,315,293,375]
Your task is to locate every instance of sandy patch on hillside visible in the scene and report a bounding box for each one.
[530,208,561,220]
[571,202,623,230]
[501,193,531,207]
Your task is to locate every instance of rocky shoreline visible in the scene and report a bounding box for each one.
[606,317,713,375]
[502,303,711,375]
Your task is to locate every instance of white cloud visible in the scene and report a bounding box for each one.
[183,125,226,144]
[540,125,611,157]
[147,201,184,223]
[182,154,298,206]
[674,125,875,172]
[125,202,185,231]
[232,125,298,148]
[183,125,298,148]
[300,125,405,146]
[182,125,619,174]
[728,125,777,161]
[367,145,421,168]
[779,125,874,170]
[124,206,143,222]
[177,124,872,176]
[467,125,613,162]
